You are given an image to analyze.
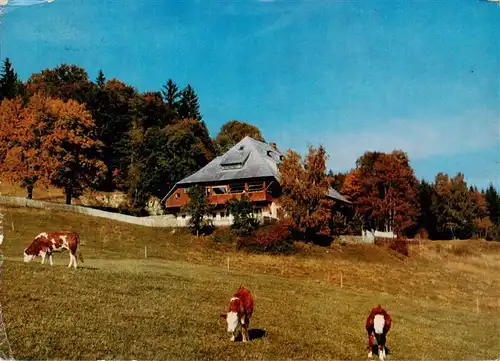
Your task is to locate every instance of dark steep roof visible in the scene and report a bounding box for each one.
[161,136,351,204]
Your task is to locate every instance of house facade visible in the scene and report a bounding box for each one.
[161,136,350,226]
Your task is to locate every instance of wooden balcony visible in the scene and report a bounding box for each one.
[208,190,270,205]
[165,180,279,210]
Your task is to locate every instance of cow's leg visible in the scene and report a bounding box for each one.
[49,253,53,266]
[379,333,387,360]
[71,253,78,269]
[378,345,384,361]
[240,317,250,342]
[241,324,248,342]
[68,253,75,268]
[40,251,46,265]
[368,333,374,358]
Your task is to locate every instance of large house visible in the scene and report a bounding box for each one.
[161,136,350,225]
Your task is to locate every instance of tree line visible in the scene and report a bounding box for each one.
[0,58,263,212]
[0,58,498,241]
[278,146,500,241]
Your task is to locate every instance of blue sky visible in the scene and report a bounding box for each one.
[1,0,499,190]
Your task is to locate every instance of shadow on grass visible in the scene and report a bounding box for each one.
[234,328,267,342]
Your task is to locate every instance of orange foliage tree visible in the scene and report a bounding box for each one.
[0,96,53,198]
[470,186,494,239]
[42,97,107,204]
[0,94,106,204]
[278,145,334,241]
[341,150,419,235]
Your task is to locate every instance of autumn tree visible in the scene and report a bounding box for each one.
[184,185,214,237]
[0,58,24,101]
[341,151,419,235]
[0,96,49,198]
[278,145,334,241]
[0,95,106,202]
[469,186,494,239]
[26,64,93,104]
[214,120,265,155]
[41,97,107,204]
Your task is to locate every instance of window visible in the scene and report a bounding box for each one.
[175,193,181,199]
[181,214,186,219]
[229,183,245,193]
[248,181,264,192]
[212,213,216,218]
[220,148,251,170]
[206,187,211,196]
[213,186,228,195]
[221,163,243,170]
[219,212,225,218]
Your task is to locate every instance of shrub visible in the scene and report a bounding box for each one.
[236,221,294,254]
[225,196,259,236]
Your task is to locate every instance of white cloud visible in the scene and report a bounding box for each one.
[283,110,500,173]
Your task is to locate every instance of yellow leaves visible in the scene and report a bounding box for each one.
[278,145,333,238]
[341,169,362,200]
[0,93,106,194]
[474,217,493,230]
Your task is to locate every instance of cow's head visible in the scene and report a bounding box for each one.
[220,311,239,333]
[23,250,35,263]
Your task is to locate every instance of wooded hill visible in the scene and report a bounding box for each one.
[0,58,498,240]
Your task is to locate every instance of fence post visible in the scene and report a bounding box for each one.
[0,213,3,246]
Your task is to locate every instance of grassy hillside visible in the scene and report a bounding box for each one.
[1,205,499,360]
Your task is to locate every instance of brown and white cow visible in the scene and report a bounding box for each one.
[220,285,254,342]
[23,232,83,269]
[365,304,392,360]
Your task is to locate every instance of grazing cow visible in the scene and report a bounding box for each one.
[220,285,254,342]
[23,232,83,269]
[366,304,392,360]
